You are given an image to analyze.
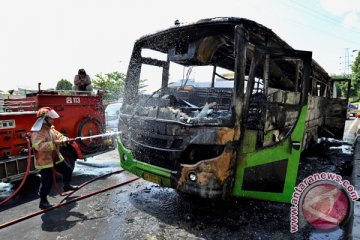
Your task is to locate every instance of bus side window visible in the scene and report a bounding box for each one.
[262,88,301,146]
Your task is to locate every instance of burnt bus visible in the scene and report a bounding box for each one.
[117,17,348,203]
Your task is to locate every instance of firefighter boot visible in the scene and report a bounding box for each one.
[63,184,80,192]
[39,197,53,209]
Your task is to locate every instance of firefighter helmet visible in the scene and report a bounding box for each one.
[31,107,59,131]
[36,107,59,119]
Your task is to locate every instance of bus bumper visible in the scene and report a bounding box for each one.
[117,138,172,187]
[117,137,235,199]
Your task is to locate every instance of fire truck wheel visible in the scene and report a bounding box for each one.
[60,145,77,171]
[77,116,105,154]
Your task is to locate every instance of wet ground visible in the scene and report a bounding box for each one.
[0,119,358,239]
[112,137,354,240]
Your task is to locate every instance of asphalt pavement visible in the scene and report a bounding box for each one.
[351,135,360,240]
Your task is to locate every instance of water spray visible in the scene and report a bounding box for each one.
[69,131,122,142]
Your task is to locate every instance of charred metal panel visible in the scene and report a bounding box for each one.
[175,145,237,198]
[233,25,247,141]
[304,96,325,149]
[264,106,299,132]
[305,96,347,148]
[322,98,347,139]
[242,159,288,193]
[168,88,233,111]
[119,112,235,170]
[124,44,142,105]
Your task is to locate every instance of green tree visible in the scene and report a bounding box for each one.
[331,74,353,99]
[92,71,126,104]
[56,79,73,90]
[351,51,360,101]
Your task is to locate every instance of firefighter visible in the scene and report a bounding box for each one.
[31,107,79,209]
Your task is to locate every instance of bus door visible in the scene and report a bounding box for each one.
[232,44,312,203]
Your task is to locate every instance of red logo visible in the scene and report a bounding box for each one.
[301,182,350,230]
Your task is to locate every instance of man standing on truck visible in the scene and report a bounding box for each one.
[31,107,79,209]
[73,68,93,91]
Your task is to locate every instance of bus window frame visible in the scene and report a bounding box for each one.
[234,28,312,150]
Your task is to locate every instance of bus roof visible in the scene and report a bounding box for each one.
[135,17,330,83]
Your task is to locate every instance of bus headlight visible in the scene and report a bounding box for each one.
[188,172,197,182]
[123,154,128,161]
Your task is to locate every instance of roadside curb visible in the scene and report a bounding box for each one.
[351,136,360,239]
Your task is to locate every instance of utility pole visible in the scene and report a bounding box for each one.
[339,48,349,76]
[339,48,358,77]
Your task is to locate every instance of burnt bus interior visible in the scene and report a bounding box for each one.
[119,18,347,172]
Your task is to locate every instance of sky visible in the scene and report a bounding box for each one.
[0,0,360,92]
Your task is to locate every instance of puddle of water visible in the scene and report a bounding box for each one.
[329,145,354,155]
[0,182,13,199]
[73,160,120,177]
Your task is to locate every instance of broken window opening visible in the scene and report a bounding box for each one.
[123,45,237,126]
[244,50,305,149]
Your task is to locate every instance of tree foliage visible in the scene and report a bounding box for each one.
[331,53,360,102]
[331,52,360,102]
[56,79,73,90]
[351,51,360,101]
[92,71,125,104]
[331,74,353,99]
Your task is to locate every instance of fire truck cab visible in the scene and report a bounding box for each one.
[0,89,113,182]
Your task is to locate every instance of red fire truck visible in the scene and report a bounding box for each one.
[0,87,114,182]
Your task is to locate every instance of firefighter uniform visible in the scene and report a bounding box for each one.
[31,107,79,209]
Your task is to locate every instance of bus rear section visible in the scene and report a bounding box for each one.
[117,17,347,203]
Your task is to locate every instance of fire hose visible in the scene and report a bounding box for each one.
[0,131,140,229]
[0,131,122,206]
[0,174,139,229]
[0,137,32,206]
[51,130,123,196]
